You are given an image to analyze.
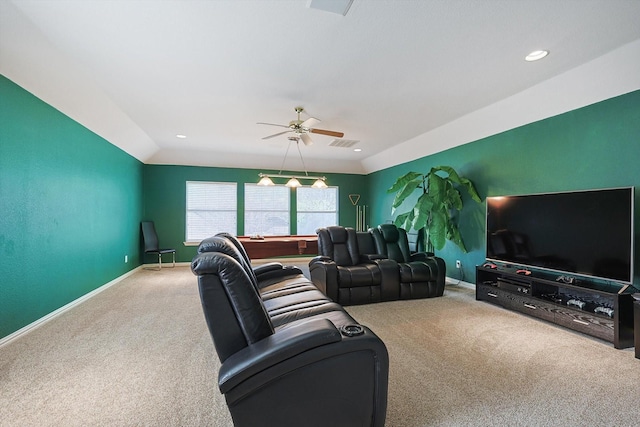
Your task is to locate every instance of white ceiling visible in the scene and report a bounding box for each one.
[2,0,640,175]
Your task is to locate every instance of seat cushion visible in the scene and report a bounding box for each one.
[337,264,382,287]
[399,261,436,283]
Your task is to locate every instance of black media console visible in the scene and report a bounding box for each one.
[476,265,636,349]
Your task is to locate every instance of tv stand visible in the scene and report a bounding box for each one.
[476,265,635,349]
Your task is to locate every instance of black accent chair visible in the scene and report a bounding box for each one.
[192,234,389,427]
[371,224,446,299]
[310,226,400,305]
[141,221,175,269]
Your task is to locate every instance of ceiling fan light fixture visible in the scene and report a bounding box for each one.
[286,177,302,188]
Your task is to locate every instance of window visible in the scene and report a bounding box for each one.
[297,186,338,235]
[244,184,290,236]
[186,181,237,241]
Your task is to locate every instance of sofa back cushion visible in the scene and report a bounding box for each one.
[192,251,274,362]
[317,226,361,266]
[356,231,377,255]
[371,224,412,263]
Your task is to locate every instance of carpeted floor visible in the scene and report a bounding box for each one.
[1,266,638,426]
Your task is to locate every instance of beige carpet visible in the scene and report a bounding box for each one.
[1,266,638,426]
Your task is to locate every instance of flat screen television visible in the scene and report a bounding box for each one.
[486,187,634,284]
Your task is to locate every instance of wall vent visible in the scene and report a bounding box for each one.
[329,139,359,148]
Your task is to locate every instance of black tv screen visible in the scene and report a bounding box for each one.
[486,187,634,284]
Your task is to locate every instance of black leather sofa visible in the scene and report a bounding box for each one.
[310,225,445,305]
[191,233,389,427]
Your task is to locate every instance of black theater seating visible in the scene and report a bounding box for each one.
[191,233,389,427]
[371,224,446,299]
[310,225,446,305]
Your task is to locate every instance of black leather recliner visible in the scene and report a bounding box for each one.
[371,224,446,299]
[310,226,400,305]
[310,225,446,305]
[192,234,389,427]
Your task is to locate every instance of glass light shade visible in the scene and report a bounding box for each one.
[257,176,274,186]
[286,177,302,188]
[312,178,327,188]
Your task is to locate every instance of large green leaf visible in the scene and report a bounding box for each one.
[447,185,463,210]
[387,171,422,193]
[394,211,413,230]
[391,178,422,211]
[428,209,448,250]
[433,165,481,203]
[427,173,447,205]
[411,193,433,231]
[447,222,467,253]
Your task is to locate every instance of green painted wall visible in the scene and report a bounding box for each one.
[369,90,640,285]
[0,75,143,339]
[142,164,369,262]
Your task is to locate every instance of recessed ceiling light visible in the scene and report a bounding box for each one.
[176,134,187,139]
[525,50,549,62]
[354,148,362,152]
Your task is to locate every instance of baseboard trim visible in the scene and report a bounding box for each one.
[0,266,143,348]
[446,276,475,290]
[141,262,192,269]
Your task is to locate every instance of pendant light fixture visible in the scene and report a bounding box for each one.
[258,137,327,188]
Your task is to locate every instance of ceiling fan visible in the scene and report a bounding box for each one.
[257,106,344,146]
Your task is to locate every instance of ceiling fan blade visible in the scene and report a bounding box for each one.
[262,130,291,140]
[310,128,344,138]
[301,117,320,128]
[300,133,313,146]
[257,122,290,129]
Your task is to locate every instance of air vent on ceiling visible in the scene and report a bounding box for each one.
[329,139,359,148]
[307,0,354,16]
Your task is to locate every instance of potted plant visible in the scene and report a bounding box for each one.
[387,166,481,253]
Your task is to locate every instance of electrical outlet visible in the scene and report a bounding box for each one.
[456,260,461,269]
[125,255,128,263]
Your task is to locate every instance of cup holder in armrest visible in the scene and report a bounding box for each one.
[340,324,365,337]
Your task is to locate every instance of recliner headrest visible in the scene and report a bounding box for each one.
[327,226,349,243]
[317,226,360,266]
[196,235,259,291]
[378,224,400,242]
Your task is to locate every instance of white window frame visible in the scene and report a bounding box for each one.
[185,181,237,242]
[296,186,339,235]
[244,183,290,236]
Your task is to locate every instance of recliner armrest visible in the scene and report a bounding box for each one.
[360,254,386,262]
[218,319,342,393]
[257,265,304,285]
[252,262,284,275]
[309,255,334,265]
[409,251,436,262]
[409,252,430,262]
